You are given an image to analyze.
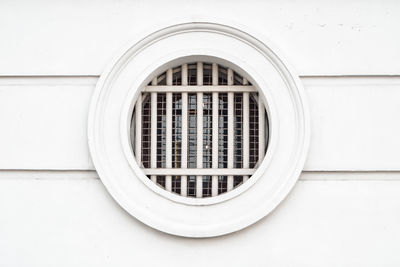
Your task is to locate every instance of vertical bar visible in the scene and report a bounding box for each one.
[211,63,219,196]
[196,91,203,198]
[212,63,218,86]
[166,68,173,86]
[196,176,202,198]
[259,96,265,163]
[181,64,188,196]
[182,64,188,86]
[227,68,234,86]
[197,62,203,86]
[165,69,173,191]
[227,68,234,190]
[212,176,218,197]
[150,91,157,183]
[135,93,142,165]
[243,91,250,182]
[196,62,203,198]
[181,176,187,197]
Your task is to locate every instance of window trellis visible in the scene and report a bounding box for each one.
[133,62,268,198]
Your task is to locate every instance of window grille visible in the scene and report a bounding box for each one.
[133,62,268,198]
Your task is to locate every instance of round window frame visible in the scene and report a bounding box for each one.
[88,22,310,238]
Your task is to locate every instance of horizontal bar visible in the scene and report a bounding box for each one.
[143,85,256,93]
[142,168,256,176]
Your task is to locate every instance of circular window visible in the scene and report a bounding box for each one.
[88,22,310,237]
[131,61,268,201]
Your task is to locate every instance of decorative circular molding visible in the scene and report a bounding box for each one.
[88,22,310,237]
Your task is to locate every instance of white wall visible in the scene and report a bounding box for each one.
[1,0,399,266]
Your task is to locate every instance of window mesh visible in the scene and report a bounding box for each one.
[188,94,197,169]
[172,94,182,168]
[141,94,151,168]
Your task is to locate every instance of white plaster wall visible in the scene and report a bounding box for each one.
[1,0,399,266]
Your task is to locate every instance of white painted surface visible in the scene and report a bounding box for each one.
[1,1,399,76]
[2,76,400,171]
[1,0,399,262]
[304,76,400,171]
[0,77,95,170]
[0,175,399,266]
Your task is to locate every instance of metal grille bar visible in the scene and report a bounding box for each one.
[150,77,157,183]
[143,85,256,93]
[211,64,219,197]
[227,68,234,191]
[165,69,173,191]
[196,62,203,198]
[181,63,188,196]
[143,168,256,176]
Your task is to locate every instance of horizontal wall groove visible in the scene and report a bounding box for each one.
[2,170,400,181]
[300,75,400,78]
[1,75,400,86]
[1,75,400,87]
[301,171,400,181]
[0,75,99,78]
[0,170,99,180]
[0,76,98,85]
[1,74,400,78]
